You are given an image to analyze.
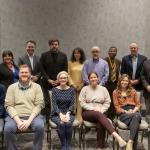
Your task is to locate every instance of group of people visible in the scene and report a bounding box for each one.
[0,39,150,150]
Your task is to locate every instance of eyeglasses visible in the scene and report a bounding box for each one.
[59,77,68,79]
[92,51,99,53]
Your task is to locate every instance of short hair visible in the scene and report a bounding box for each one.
[26,40,36,45]
[48,39,60,46]
[70,47,86,64]
[57,71,68,80]
[88,72,99,79]
[109,46,117,51]
[19,64,31,73]
[2,50,14,59]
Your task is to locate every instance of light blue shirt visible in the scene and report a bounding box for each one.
[82,58,109,86]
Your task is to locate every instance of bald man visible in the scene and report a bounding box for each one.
[82,46,109,86]
[121,42,147,91]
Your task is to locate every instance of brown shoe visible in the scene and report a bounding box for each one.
[126,140,133,150]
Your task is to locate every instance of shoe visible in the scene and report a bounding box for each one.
[126,140,133,150]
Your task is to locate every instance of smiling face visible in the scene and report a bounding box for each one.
[19,66,31,84]
[91,46,100,59]
[26,42,36,56]
[120,76,129,89]
[3,54,13,64]
[108,47,117,59]
[74,49,81,61]
[129,42,138,56]
[58,73,68,86]
[89,73,99,87]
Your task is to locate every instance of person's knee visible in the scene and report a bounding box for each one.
[34,121,44,132]
[4,124,17,134]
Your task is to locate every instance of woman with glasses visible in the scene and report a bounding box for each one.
[51,71,75,150]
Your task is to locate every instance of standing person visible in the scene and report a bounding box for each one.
[0,50,19,88]
[79,72,126,150]
[105,46,121,120]
[82,46,109,86]
[68,47,86,123]
[40,39,68,120]
[18,40,41,83]
[121,42,147,91]
[113,74,141,150]
[51,71,75,150]
[141,59,150,123]
[4,65,44,150]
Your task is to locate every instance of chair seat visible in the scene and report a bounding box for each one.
[49,119,80,128]
[117,119,149,130]
[0,119,4,133]
[83,118,112,128]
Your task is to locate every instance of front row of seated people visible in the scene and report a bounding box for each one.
[1,66,141,150]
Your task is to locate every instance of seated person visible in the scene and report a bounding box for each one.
[113,74,141,150]
[4,64,44,150]
[0,84,6,118]
[51,71,75,150]
[79,72,126,150]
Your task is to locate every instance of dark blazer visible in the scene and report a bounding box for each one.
[121,54,147,90]
[40,50,68,90]
[0,63,18,88]
[141,59,150,96]
[18,54,40,77]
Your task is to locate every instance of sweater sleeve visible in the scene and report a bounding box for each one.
[100,88,111,113]
[32,85,44,115]
[5,85,18,118]
[79,87,94,110]
[113,90,125,114]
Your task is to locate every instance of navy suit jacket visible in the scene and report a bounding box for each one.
[121,54,147,90]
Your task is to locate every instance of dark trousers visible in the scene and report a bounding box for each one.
[105,81,117,120]
[57,122,72,150]
[82,110,115,148]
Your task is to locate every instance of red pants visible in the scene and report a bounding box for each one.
[82,110,115,148]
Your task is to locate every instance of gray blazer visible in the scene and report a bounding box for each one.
[18,54,41,77]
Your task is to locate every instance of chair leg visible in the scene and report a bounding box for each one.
[141,131,144,143]
[82,126,86,150]
[79,125,81,148]
[2,132,4,148]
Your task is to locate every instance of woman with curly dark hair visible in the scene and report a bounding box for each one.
[113,74,141,150]
[68,47,86,123]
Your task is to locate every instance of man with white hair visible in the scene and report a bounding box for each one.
[82,46,109,86]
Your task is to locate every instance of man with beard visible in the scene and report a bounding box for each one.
[40,39,68,120]
[4,65,44,150]
[82,46,109,86]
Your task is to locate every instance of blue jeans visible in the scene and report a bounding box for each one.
[4,115,44,150]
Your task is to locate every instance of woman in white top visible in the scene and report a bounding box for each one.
[79,72,126,150]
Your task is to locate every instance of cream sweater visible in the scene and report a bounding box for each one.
[5,82,44,118]
[79,85,111,113]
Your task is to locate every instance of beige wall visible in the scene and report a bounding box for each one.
[0,0,149,62]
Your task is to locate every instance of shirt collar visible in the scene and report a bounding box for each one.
[18,81,32,91]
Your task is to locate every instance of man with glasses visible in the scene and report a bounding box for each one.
[82,46,109,86]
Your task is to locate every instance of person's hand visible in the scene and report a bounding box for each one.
[21,120,32,131]
[146,85,150,93]
[59,113,66,122]
[53,80,59,86]
[48,79,56,86]
[130,80,139,85]
[16,120,24,131]
[31,75,38,82]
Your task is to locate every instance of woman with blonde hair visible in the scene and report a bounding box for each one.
[113,74,141,150]
[51,71,75,150]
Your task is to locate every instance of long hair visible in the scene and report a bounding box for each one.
[70,47,86,64]
[116,74,133,97]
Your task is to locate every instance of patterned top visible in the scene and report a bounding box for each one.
[51,87,75,124]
